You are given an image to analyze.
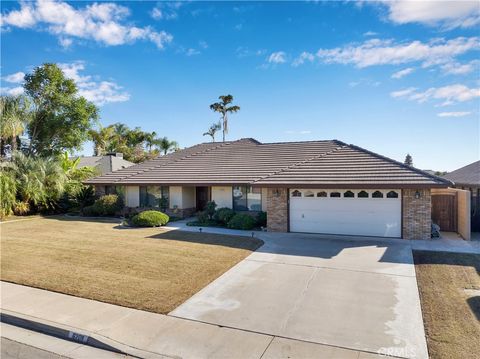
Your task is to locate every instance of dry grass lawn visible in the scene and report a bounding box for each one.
[1,216,262,314]
[413,251,480,359]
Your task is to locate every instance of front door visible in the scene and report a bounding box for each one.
[432,194,457,232]
[196,187,209,211]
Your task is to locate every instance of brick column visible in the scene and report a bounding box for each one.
[266,188,288,232]
[402,189,431,240]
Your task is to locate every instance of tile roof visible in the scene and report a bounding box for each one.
[85,138,451,188]
[443,160,480,186]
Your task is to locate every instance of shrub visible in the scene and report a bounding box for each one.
[0,171,16,218]
[92,194,123,216]
[13,201,30,216]
[131,210,169,227]
[74,186,96,210]
[197,210,209,224]
[205,201,217,219]
[227,213,256,230]
[256,211,267,227]
[214,207,235,225]
[81,205,98,216]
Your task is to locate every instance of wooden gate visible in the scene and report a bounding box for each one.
[432,194,457,232]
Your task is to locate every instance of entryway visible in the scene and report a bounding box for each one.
[195,186,210,211]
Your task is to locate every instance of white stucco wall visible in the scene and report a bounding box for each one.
[170,186,183,208]
[212,186,232,208]
[125,186,139,207]
[182,187,195,208]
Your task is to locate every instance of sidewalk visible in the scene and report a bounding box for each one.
[1,282,382,359]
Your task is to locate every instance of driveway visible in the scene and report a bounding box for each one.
[170,233,428,359]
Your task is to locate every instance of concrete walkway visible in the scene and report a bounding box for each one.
[1,282,384,359]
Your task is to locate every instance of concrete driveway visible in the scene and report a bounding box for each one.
[170,233,428,359]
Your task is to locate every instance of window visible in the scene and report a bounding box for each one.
[358,190,369,198]
[372,190,384,198]
[233,186,262,211]
[304,190,314,198]
[140,186,169,208]
[291,190,302,197]
[317,191,327,197]
[344,190,354,198]
[386,191,399,198]
[330,192,341,198]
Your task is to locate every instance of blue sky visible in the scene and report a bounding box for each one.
[1,1,479,171]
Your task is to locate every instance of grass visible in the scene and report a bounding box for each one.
[1,216,263,314]
[413,251,480,359]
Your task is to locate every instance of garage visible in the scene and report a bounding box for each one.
[289,189,402,238]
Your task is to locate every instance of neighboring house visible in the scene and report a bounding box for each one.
[76,153,134,176]
[443,161,480,232]
[86,138,452,240]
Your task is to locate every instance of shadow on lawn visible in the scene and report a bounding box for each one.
[147,230,264,251]
[413,250,480,275]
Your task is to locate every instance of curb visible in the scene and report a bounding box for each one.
[0,311,167,359]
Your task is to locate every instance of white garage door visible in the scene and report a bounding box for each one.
[289,189,401,238]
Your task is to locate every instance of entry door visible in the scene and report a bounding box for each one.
[196,187,209,211]
[289,189,402,238]
[432,194,457,232]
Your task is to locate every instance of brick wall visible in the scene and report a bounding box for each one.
[266,188,288,232]
[402,189,431,240]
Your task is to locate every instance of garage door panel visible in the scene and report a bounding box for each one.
[289,191,401,238]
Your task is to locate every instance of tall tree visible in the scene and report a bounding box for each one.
[88,126,115,156]
[404,154,413,166]
[157,137,179,155]
[24,63,98,156]
[0,95,30,153]
[144,131,160,153]
[203,122,221,142]
[209,95,240,142]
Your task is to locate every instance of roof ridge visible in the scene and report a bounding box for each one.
[259,139,335,145]
[340,141,453,186]
[252,141,345,184]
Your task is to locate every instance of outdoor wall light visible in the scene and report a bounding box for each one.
[415,191,421,199]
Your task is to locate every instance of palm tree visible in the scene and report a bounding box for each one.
[203,122,221,142]
[88,126,115,156]
[144,131,160,153]
[0,95,30,153]
[157,137,179,155]
[209,95,240,142]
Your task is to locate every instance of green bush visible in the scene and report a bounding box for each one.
[131,210,169,227]
[256,211,267,227]
[82,194,123,216]
[214,207,235,225]
[197,210,209,224]
[205,201,217,219]
[227,213,256,230]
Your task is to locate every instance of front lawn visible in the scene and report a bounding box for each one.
[1,216,262,314]
[414,251,480,359]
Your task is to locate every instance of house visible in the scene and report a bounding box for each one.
[75,153,134,175]
[442,160,480,232]
[86,138,452,240]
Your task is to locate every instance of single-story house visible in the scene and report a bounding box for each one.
[86,138,452,240]
[75,152,134,176]
[442,160,479,232]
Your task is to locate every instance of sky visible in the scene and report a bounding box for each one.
[1,0,479,171]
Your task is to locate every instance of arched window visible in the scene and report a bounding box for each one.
[291,190,302,197]
[317,191,327,197]
[304,190,314,197]
[372,191,384,198]
[358,190,369,198]
[387,191,399,198]
[330,192,341,198]
[344,190,354,198]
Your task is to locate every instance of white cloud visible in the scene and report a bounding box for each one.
[292,51,315,67]
[315,37,479,68]
[440,60,479,75]
[377,0,480,29]
[59,37,73,48]
[150,2,183,20]
[391,84,480,106]
[391,67,414,79]
[437,111,471,117]
[363,31,378,37]
[185,48,200,56]
[0,86,24,96]
[235,47,266,58]
[268,51,286,64]
[1,0,173,49]
[58,61,130,105]
[3,71,25,83]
